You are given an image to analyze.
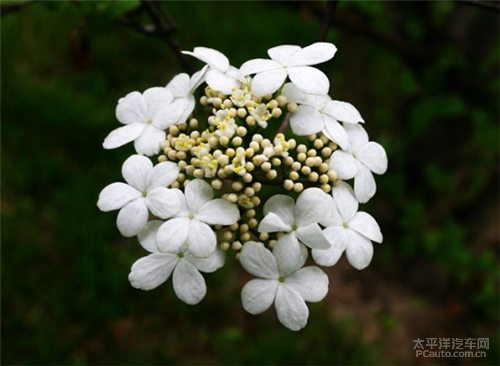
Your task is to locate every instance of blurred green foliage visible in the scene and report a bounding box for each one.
[2,1,499,365]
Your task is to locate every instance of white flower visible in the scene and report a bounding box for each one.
[229,152,246,176]
[166,67,208,124]
[329,124,388,203]
[230,82,252,107]
[97,155,181,237]
[212,109,237,138]
[258,188,331,266]
[199,154,218,178]
[192,142,210,158]
[249,103,272,128]
[156,179,239,258]
[182,47,239,94]
[239,42,337,97]
[273,133,290,157]
[282,83,364,150]
[312,182,383,270]
[103,88,189,156]
[129,221,225,304]
[237,194,254,209]
[172,134,195,152]
[240,241,329,331]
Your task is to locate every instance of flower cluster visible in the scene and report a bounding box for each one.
[98,43,388,331]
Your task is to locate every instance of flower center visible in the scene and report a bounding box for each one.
[343,222,348,228]
[142,192,147,197]
[292,225,298,231]
[177,252,184,258]
[147,120,153,125]
[188,214,194,220]
[278,276,285,283]
[352,153,357,158]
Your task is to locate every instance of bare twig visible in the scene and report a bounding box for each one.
[140,0,194,73]
[1,0,39,17]
[276,113,291,137]
[317,0,339,42]
[458,0,500,13]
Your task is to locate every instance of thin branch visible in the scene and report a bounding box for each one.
[276,113,291,137]
[317,0,339,42]
[1,0,39,17]
[140,0,194,73]
[458,0,500,13]
[116,16,157,36]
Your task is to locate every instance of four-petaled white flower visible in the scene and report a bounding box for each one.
[282,83,364,150]
[258,188,331,270]
[249,103,272,128]
[182,47,240,94]
[239,42,337,97]
[97,155,181,237]
[329,124,388,203]
[240,241,329,331]
[156,179,239,258]
[166,66,208,125]
[313,182,383,270]
[129,221,225,304]
[103,88,189,156]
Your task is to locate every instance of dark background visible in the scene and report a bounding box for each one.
[2,1,499,365]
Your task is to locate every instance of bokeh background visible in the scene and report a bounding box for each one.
[2,1,499,365]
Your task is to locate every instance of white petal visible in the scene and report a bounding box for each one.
[275,285,309,331]
[323,115,350,150]
[273,233,308,276]
[178,96,195,126]
[311,226,348,267]
[241,279,278,315]
[122,154,153,192]
[143,87,174,119]
[239,59,281,75]
[153,98,189,130]
[156,217,190,253]
[323,100,364,124]
[146,161,180,191]
[171,188,189,217]
[258,212,292,233]
[146,187,181,219]
[344,123,368,153]
[133,125,165,156]
[240,241,279,280]
[184,179,213,214]
[319,194,343,227]
[328,150,359,180]
[115,91,147,124]
[263,195,295,226]
[103,123,146,150]
[250,69,287,97]
[117,198,149,237]
[189,65,208,93]
[185,249,225,273]
[349,212,383,243]
[196,199,239,225]
[331,181,358,223]
[288,66,329,95]
[295,223,331,250]
[97,183,141,212]
[138,220,163,253]
[354,163,376,204]
[290,105,325,136]
[206,69,239,95]
[187,220,216,258]
[285,267,329,302]
[295,188,329,227]
[356,142,388,175]
[185,47,229,72]
[289,42,337,66]
[267,45,301,64]
[166,73,190,98]
[128,253,178,290]
[345,229,374,270]
[173,260,206,305]
[281,82,311,105]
